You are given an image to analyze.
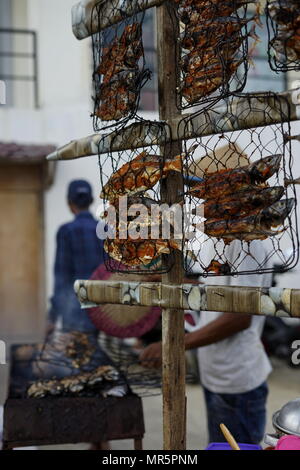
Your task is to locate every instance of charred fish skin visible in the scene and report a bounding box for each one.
[204,198,295,239]
[248,154,282,183]
[177,0,256,24]
[100,151,182,202]
[94,23,147,122]
[261,198,295,226]
[268,0,300,62]
[188,154,282,199]
[203,186,285,220]
[268,1,300,29]
[104,238,178,267]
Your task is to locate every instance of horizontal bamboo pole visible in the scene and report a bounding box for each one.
[74,280,300,319]
[47,121,168,161]
[177,90,300,141]
[47,90,300,161]
[72,0,164,40]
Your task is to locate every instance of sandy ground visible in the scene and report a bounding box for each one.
[5,358,294,451]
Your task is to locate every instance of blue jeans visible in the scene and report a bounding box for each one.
[203,382,268,445]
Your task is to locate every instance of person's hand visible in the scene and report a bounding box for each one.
[139,341,162,368]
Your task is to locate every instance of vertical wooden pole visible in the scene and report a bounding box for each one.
[156,1,186,450]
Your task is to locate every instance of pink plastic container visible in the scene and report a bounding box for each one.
[275,436,300,450]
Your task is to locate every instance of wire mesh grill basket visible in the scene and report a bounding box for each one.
[171,0,259,110]
[97,120,177,274]
[178,92,299,276]
[10,331,128,399]
[266,0,300,72]
[91,0,152,132]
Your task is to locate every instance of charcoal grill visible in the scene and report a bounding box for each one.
[2,344,144,450]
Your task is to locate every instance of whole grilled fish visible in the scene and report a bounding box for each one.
[188,154,282,199]
[202,186,284,220]
[104,238,181,267]
[204,198,295,238]
[101,151,182,202]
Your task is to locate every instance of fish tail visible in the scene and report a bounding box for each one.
[164,154,183,173]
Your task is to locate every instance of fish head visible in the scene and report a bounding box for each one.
[263,186,285,202]
[263,198,295,221]
[251,154,282,182]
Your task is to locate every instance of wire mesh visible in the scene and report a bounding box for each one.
[171,0,260,110]
[98,121,178,274]
[91,0,151,132]
[10,329,196,400]
[9,331,128,399]
[178,92,299,277]
[10,331,196,400]
[98,331,198,397]
[266,0,300,72]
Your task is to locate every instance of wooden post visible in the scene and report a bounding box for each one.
[156,1,186,450]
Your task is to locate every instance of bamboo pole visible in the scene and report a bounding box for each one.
[156,1,186,450]
[72,0,164,40]
[47,89,300,161]
[177,90,300,141]
[74,280,300,318]
[46,122,168,161]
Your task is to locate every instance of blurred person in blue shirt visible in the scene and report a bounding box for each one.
[47,180,104,333]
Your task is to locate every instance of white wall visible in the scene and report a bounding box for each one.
[26,0,92,109]
[8,0,91,109]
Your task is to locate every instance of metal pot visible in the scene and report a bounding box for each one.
[273,398,300,437]
[264,398,300,446]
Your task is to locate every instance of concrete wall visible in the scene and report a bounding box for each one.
[14,0,91,109]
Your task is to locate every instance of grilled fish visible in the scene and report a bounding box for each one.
[182,59,242,102]
[101,151,182,201]
[97,24,143,79]
[202,186,284,220]
[104,238,181,267]
[181,17,253,50]
[268,0,300,61]
[268,0,300,28]
[188,154,282,199]
[27,365,120,398]
[181,38,245,74]
[204,198,295,238]
[177,1,256,24]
